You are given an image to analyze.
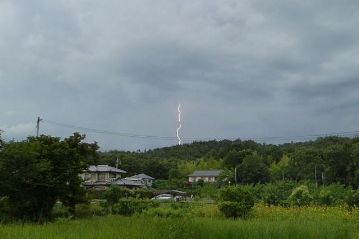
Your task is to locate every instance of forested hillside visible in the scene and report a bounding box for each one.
[100,136,359,187]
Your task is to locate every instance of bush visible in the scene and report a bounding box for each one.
[197,179,204,187]
[318,189,334,206]
[347,190,359,210]
[262,184,280,206]
[74,202,107,218]
[288,185,313,206]
[218,186,254,218]
[86,189,106,200]
[132,189,156,199]
[112,199,159,216]
[325,184,349,205]
[104,186,134,206]
[219,186,254,206]
[52,202,70,218]
[0,197,14,223]
[218,201,252,218]
[196,184,219,201]
[143,207,184,218]
[74,203,92,218]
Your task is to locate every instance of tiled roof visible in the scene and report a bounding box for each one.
[87,165,126,174]
[113,178,144,187]
[128,173,154,180]
[188,170,223,177]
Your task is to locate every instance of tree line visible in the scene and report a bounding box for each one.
[101,136,359,187]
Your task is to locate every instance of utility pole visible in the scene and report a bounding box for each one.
[36,116,42,137]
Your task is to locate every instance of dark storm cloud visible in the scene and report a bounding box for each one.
[1,0,359,150]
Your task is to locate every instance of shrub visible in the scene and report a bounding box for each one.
[197,179,204,187]
[86,189,106,200]
[219,186,254,206]
[112,199,159,216]
[0,197,14,223]
[325,183,349,204]
[218,202,253,218]
[132,189,156,199]
[74,203,92,218]
[288,185,313,206]
[104,186,123,206]
[218,186,254,218]
[235,184,263,202]
[52,202,70,218]
[143,207,184,218]
[347,189,359,210]
[104,186,135,207]
[262,184,280,206]
[196,184,219,201]
[318,189,334,206]
[74,202,107,218]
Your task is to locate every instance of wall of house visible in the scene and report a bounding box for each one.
[144,179,152,187]
[188,176,217,183]
[83,172,121,182]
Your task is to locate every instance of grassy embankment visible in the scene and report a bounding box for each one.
[0,203,358,239]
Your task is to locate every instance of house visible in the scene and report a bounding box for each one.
[113,178,146,189]
[81,165,127,189]
[125,173,154,188]
[188,170,223,183]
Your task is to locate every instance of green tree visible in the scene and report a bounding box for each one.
[218,168,235,186]
[287,148,323,182]
[218,186,254,218]
[238,153,269,184]
[0,133,98,221]
[269,155,289,181]
[223,149,252,168]
[288,185,313,206]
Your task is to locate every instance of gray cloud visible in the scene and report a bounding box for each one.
[1,0,359,150]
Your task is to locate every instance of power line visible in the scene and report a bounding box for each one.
[41,118,359,143]
[42,119,178,141]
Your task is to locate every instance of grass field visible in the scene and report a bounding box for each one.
[0,204,358,239]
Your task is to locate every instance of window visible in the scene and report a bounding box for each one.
[98,173,106,181]
[84,173,91,180]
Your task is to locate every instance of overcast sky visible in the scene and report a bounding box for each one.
[1,0,359,151]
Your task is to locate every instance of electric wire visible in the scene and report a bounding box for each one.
[41,118,359,143]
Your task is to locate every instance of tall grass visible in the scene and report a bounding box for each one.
[0,205,358,239]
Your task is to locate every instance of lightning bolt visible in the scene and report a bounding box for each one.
[176,103,182,145]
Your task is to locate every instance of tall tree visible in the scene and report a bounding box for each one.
[0,133,98,221]
[238,153,269,184]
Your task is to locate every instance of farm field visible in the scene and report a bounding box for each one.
[0,204,358,239]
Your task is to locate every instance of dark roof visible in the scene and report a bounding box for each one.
[188,170,223,177]
[87,165,126,174]
[129,173,154,180]
[113,178,144,187]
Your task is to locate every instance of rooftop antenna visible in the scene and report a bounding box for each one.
[176,103,182,145]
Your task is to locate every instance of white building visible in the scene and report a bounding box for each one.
[188,170,223,183]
